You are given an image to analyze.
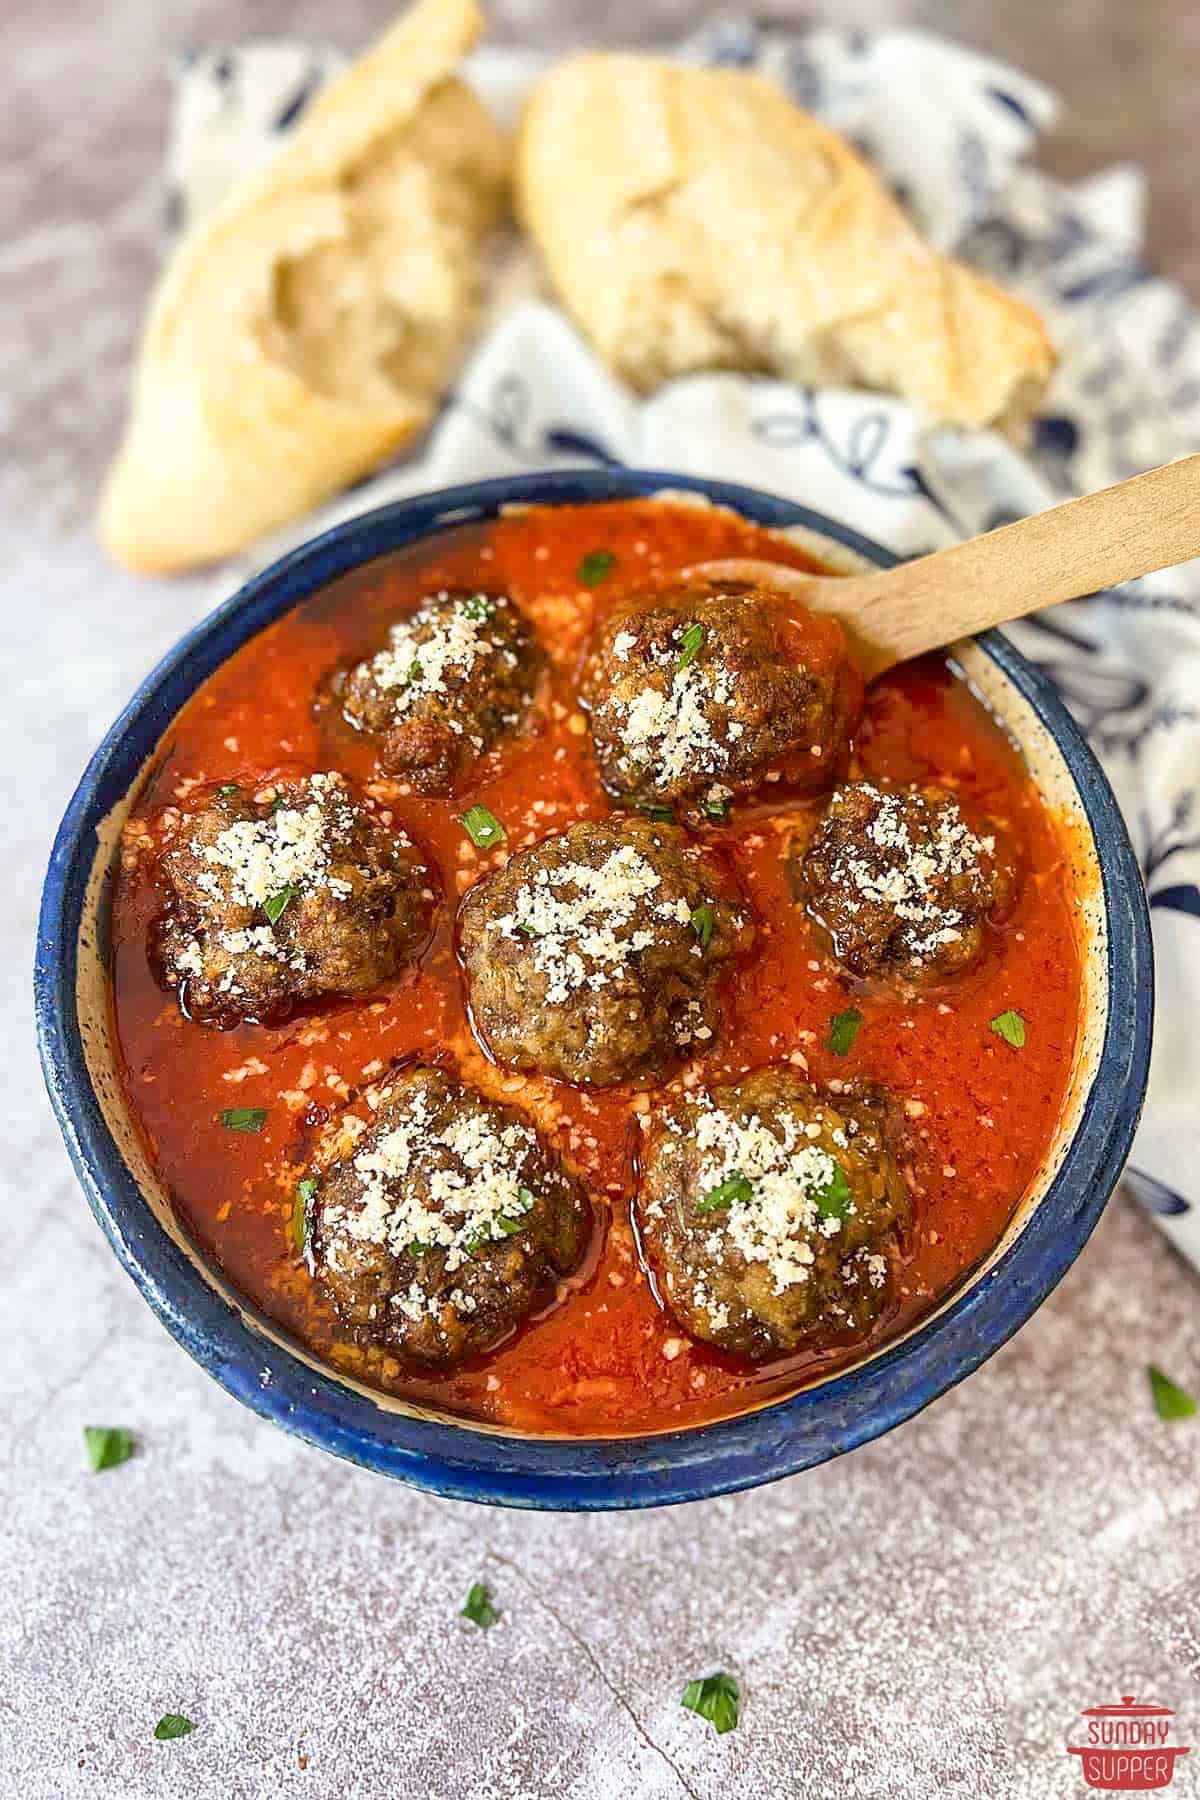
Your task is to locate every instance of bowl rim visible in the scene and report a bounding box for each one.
[34,467,1154,1510]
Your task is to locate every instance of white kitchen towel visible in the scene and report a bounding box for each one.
[163,18,1200,1260]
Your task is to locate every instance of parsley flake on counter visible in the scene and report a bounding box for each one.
[221,1107,268,1134]
[813,1163,852,1221]
[262,884,298,925]
[1148,1364,1197,1422]
[990,1009,1026,1049]
[462,1582,499,1628]
[681,1672,740,1736]
[677,622,705,668]
[697,1172,753,1213]
[462,805,506,850]
[690,904,715,948]
[826,1008,863,1057]
[84,1426,135,1473]
[577,549,616,587]
[153,1714,195,1742]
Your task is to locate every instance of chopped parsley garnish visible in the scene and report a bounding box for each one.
[153,1714,195,1742]
[269,793,289,815]
[1148,1364,1197,1422]
[577,549,616,587]
[218,782,242,797]
[262,884,298,925]
[221,1107,268,1134]
[466,1199,532,1256]
[404,657,422,684]
[84,1426,135,1473]
[462,1582,499,1629]
[514,921,541,938]
[826,1008,863,1057]
[630,799,675,823]
[681,1672,739,1736]
[292,1178,317,1253]
[703,793,731,821]
[813,1162,852,1221]
[990,1009,1026,1049]
[677,622,705,668]
[461,804,506,849]
[407,1239,432,1257]
[690,904,715,948]
[697,1172,753,1213]
[462,593,494,622]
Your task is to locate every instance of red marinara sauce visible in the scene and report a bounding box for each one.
[109,500,1084,1435]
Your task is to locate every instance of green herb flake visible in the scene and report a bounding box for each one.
[461,593,495,622]
[681,1672,740,1736]
[1148,1364,1197,1423]
[405,657,423,685]
[262,884,298,925]
[697,1172,753,1214]
[990,1009,1027,1049]
[677,622,705,668]
[462,804,506,850]
[631,799,675,823]
[153,1714,195,1743]
[514,921,540,939]
[577,549,616,587]
[269,793,289,816]
[292,1178,318,1254]
[462,1582,499,1629]
[690,904,715,949]
[83,1426,135,1473]
[813,1162,852,1222]
[826,1008,863,1058]
[218,782,242,798]
[703,793,731,821]
[220,1107,268,1134]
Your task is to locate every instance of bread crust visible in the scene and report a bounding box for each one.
[98,0,508,573]
[516,54,1053,428]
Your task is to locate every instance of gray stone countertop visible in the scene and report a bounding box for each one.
[4,2,1198,1795]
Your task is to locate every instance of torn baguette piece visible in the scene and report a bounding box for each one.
[98,0,508,574]
[516,54,1053,430]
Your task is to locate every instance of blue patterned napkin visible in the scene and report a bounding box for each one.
[168,19,1200,1264]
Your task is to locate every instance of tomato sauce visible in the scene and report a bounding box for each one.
[109,500,1083,1435]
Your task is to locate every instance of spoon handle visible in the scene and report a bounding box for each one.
[850,453,1200,670]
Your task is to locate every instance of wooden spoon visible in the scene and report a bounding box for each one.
[692,455,1200,679]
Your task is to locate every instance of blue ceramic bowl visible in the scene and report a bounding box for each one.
[35,469,1153,1509]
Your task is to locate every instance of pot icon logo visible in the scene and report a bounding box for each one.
[1067,1696,1190,1791]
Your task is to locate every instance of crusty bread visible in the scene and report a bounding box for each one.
[98,0,508,573]
[516,54,1053,429]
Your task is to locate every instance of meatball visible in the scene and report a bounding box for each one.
[155,771,432,1024]
[637,1068,912,1359]
[308,1066,590,1365]
[580,582,854,822]
[340,589,544,793]
[458,816,754,1087]
[794,781,1017,983]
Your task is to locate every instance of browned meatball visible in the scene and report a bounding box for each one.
[340,589,544,792]
[580,582,854,823]
[637,1068,912,1360]
[793,781,1017,983]
[155,772,432,1025]
[307,1066,590,1365]
[458,816,754,1087]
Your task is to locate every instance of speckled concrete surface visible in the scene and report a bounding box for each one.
[5,3,1200,1796]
